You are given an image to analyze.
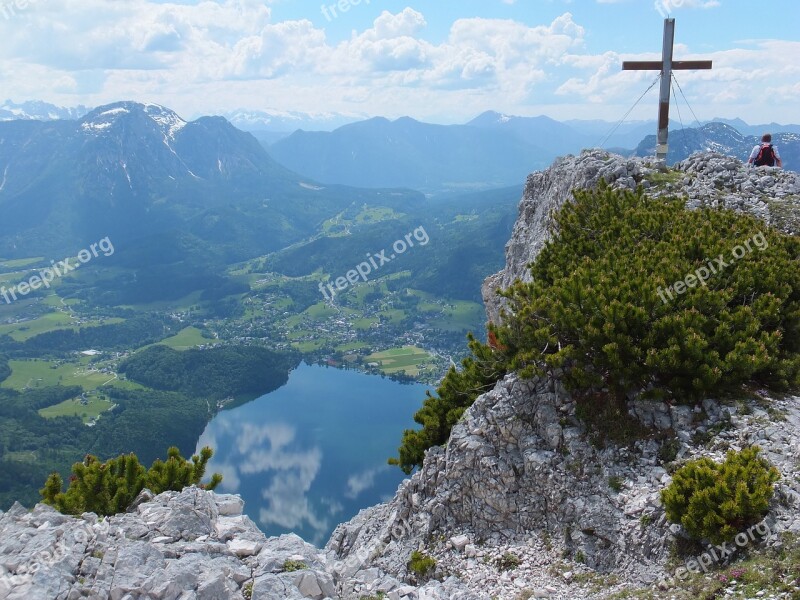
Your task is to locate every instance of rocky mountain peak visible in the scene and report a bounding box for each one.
[0,486,337,600]
[327,150,800,599]
[79,101,187,140]
[0,99,91,122]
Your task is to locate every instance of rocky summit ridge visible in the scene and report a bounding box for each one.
[2,150,800,600]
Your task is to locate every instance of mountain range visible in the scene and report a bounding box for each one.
[0,101,522,306]
[5,100,798,191]
[0,99,91,122]
[1,101,796,252]
[636,122,800,169]
[0,101,422,259]
[0,100,361,136]
[268,112,799,192]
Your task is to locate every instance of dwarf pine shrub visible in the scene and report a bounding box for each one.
[40,446,222,516]
[661,447,779,544]
[495,182,800,404]
[408,550,437,578]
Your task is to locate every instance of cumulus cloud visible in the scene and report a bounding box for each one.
[344,466,387,499]
[0,4,588,115]
[557,39,800,120]
[0,3,794,124]
[196,415,330,544]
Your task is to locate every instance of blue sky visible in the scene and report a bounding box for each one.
[1,0,798,124]
[298,0,796,52]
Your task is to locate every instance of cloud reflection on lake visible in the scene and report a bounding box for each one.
[195,363,428,545]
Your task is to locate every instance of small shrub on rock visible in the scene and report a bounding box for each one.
[658,438,682,464]
[282,559,308,572]
[408,550,437,579]
[40,446,222,516]
[495,551,521,571]
[608,476,624,493]
[661,446,779,544]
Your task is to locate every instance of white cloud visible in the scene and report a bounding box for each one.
[0,3,795,124]
[654,0,721,17]
[0,5,587,116]
[201,418,331,545]
[344,466,388,499]
[557,39,800,121]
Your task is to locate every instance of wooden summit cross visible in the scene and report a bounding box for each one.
[622,18,712,160]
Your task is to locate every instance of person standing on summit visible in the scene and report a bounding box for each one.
[748,133,783,168]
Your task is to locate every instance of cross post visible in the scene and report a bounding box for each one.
[622,18,712,161]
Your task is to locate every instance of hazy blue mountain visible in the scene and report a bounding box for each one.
[249,130,294,146]
[467,111,591,157]
[635,122,800,170]
[269,116,549,194]
[710,118,800,137]
[266,111,800,193]
[223,108,362,134]
[563,119,661,150]
[0,99,91,121]
[0,101,522,306]
[0,101,423,261]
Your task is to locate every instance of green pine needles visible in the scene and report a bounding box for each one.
[496,182,800,402]
[408,550,437,579]
[391,182,800,473]
[661,447,779,544]
[40,446,222,516]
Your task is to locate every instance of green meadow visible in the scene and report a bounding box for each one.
[365,346,433,377]
[2,359,116,392]
[38,396,115,424]
[157,326,220,351]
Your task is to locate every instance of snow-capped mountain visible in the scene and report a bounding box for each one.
[0,100,420,260]
[79,102,187,141]
[635,122,799,170]
[0,99,91,121]
[222,108,363,133]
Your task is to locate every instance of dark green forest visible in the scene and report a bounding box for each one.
[0,315,171,358]
[0,354,9,383]
[119,345,299,399]
[0,384,213,508]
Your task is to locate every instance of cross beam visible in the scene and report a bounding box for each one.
[622,61,713,70]
[622,19,712,160]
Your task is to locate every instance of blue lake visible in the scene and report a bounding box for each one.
[195,363,429,545]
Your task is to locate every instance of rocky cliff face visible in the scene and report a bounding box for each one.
[4,150,800,600]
